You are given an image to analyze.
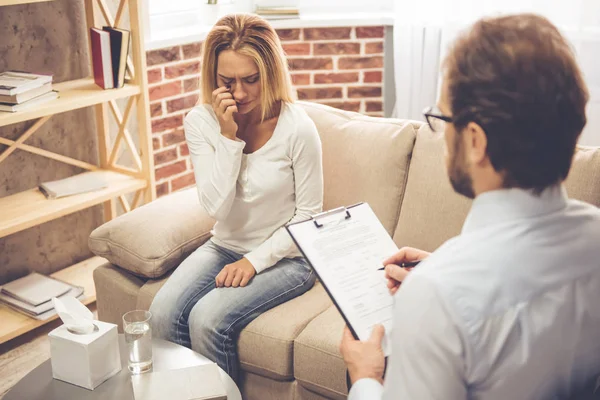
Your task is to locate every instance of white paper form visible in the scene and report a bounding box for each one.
[287,203,399,356]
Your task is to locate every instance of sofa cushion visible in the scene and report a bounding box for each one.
[238,282,332,380]
[565,146,600,207]
[300,101,418,235]
[294,306,347,400]
[393,124,472,251]
[88,188,214,279]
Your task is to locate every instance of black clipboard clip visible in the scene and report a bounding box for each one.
[312,206,352,228]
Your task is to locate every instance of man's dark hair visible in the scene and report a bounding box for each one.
[444,13,589,193]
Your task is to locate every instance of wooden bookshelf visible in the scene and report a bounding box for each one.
[0,79,141,127]
[0,0,155,342]
[0,170,147,238]
[0,256,107,344]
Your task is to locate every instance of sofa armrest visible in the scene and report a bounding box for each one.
[89,188,215,279]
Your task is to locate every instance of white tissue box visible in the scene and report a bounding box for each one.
[49,320,121,390]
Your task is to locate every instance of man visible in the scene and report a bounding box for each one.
[341,13,600,399]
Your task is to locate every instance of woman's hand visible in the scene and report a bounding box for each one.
[215,258,256,288]
[383,247,430,295]
[212,86,238,140]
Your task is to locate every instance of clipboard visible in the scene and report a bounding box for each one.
[286,203,398,355]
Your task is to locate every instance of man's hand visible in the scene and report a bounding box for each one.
[384,247,430,295]
[215,258,256,288]
[340,325,386,385]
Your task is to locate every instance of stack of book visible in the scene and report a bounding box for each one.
[255,5,300,19]
[0,71,57,113]
[91,26,131,90]
[0,272,84,320]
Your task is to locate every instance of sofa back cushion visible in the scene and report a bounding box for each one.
[392,124,471,251]
[394,124,600,252]
[300,102,418,235]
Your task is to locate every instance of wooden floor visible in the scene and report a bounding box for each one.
[0,305,97,399]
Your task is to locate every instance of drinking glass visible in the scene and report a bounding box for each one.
[122,310,153,374]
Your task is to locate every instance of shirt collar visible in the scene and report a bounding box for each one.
[462,184,568,234]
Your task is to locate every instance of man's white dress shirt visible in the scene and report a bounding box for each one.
[350,185,600,399]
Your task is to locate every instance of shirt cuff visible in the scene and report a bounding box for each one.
[219,134,245,152]
[244,250,273,274]
[348,378,384,400]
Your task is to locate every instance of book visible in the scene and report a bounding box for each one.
[131,364,227,400]
[255,6,299,15]
[0,284,84,318]
[90,28,114,89]
[0,71,52,96]
[0,90,58,113]
[102,26,131,88]
[39,172,109,199]
[0,82,52,104]
[1,272,73,307]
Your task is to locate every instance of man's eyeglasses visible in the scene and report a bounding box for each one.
[423,106,452,132]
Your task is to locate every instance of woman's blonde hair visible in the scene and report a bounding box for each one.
[201,14,294,121]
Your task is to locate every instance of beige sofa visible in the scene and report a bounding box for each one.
[89,101,600,399]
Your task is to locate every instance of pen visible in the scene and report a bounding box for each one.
[378,260,421,271]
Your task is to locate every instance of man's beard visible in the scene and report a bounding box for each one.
[448,139,475,199]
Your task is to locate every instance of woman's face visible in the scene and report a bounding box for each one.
[216,50,261,115]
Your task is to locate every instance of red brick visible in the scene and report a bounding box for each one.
[314,43,360,55]
[297,87,343,100]
[277,29,301,41]
[147,46,181,66]
[165,61,201,79]
[339,56,384,70]
[366,101,383,112]
[288,58,333,71]
[319,101,361,112]
[314,72,359,84]
[150,102,163,118]
[364,71,383,83]
[184,77,200,92]
[149,81,182,101]
[172,172,196,191]
[348,86,382,98]
[163,128,186,146]
[152,137,161,150]
[156,182,169,197]
[179,143,189,156]
[283,43,311,56]
[167,94,199,114]
[291,73,310,85]
[356,26,385,39]
[151,114,183,133]
[155,160,187,180]
[304,27,351,40]
[147,68,162,84]
[154,148,178,165]
[182,42,203,59]
[365,41,384,54]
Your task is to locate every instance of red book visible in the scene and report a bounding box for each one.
[90,28,114,89]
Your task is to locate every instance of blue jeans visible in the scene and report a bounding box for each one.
[149,239,315,382]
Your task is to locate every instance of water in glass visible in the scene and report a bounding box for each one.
[123,310,153,374]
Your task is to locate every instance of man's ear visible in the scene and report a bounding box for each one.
[464,121,488,165]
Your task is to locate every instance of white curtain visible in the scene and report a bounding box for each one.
[392,0,600,145]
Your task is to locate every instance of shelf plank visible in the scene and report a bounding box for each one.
[0,256,107,345]
[0,78,141,127]
[0,0,52,5]
[0,170,147,238]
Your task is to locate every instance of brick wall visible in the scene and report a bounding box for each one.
[147,26,385,197]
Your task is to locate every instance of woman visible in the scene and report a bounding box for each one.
[150,14,323,382]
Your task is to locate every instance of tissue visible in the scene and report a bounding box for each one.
[52,296,96,334]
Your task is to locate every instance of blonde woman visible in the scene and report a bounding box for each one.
[150,14,323,382]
